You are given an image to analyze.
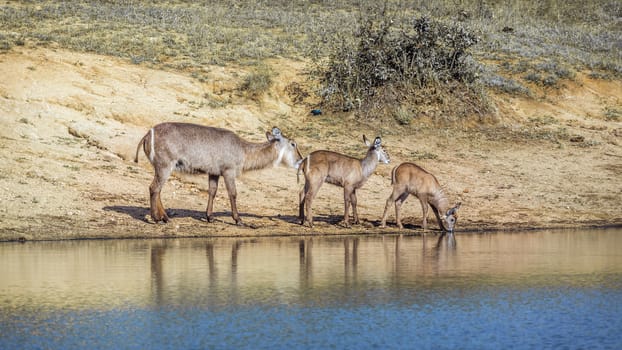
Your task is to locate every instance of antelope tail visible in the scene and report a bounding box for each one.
[390,165,398,185]
[296,155,310,184]
[134,134,146,163]
[134,128,155,163]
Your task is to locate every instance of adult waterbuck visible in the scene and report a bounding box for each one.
[380,162,461,233]
[134,122,302,225]
[298,136,390,228]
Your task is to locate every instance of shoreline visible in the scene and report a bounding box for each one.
[2,220,620,243]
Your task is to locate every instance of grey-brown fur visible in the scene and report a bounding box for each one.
[298,136,390,228]
[135,122,302,225]
[380,162,461,232]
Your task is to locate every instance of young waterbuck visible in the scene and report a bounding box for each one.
[134,122,302,225]
[380,162,461,232]
[298,136,390,228]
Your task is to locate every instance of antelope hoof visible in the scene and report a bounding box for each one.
[155,217,169,224]
[152,213,169,224]
[235,219,244,226]
[379,222,387,228]
[206,215,215,223]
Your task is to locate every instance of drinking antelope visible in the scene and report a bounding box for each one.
[298,136,390,228]
[134,122,302,225]
[380,162,461,232]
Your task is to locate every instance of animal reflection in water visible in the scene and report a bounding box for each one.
[146,234,459,302]
[436,232,457,250]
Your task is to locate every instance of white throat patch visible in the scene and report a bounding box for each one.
[273,146,286,167]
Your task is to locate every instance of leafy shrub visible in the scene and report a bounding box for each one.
[319,14,483,119]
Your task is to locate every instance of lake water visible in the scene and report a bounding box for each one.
[1,229,621,349]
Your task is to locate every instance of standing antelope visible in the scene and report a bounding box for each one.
[298,136,390,228]
[380,162,461,232]
[134,122,302,225]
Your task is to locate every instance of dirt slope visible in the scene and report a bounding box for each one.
[0,47,620,241]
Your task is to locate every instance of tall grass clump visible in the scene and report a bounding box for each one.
[238,64,274,100]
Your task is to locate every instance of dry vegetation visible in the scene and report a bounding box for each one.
[1,1,620,125]
[0,1,620,240]
[2,1,620,92]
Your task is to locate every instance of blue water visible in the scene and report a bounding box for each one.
[3,287,621,349]
[1,230,622,349]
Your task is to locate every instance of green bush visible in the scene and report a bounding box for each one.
[319,15,482,118]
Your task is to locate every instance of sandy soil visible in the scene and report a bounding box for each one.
[0,47,620,241]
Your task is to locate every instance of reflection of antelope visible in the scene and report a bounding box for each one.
[298,136,390,227]
[380,162,461,232]
[436,232,457,250]
[135,123,302,225]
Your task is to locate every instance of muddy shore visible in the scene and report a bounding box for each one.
[1,48,621,242]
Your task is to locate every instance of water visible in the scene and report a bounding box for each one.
[1,229,621,349]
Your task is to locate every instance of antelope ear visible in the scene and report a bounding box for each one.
[363,135,370,146]
[267,127,282,141]
[446,202,461,216]
[272,127,282,140]
[374,137,382,148]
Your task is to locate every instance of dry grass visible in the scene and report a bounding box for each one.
[0,0,619,123]
[238,64,274,100]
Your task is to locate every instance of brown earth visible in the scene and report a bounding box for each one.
[0,47,620,241]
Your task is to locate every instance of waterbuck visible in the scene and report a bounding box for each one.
[298,136,390,228]
[380,162,461,232]
[134,122,302,225]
